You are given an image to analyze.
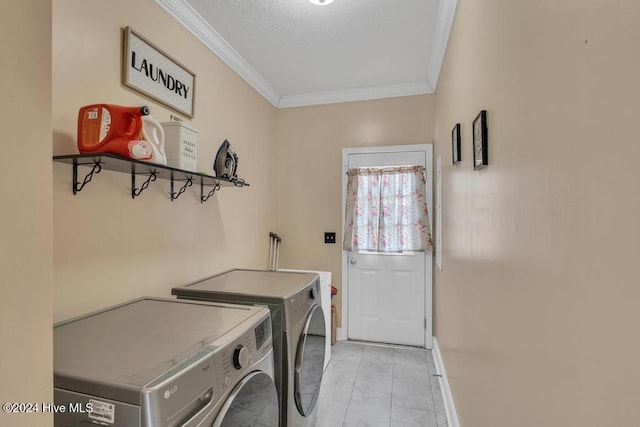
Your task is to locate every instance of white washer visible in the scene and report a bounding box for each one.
[54,297,278,426]
[173,269,326,427]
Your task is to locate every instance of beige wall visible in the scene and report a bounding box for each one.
[434,1,640,425]
[276,95,435,322]
[0,1,53,425]
[53,0,277,321]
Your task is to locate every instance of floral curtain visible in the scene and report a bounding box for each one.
[343,165,433,253]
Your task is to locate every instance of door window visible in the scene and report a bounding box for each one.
[343,165,433,253]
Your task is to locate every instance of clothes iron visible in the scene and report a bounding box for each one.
[213,139,238,179]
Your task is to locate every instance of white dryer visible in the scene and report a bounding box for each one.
[53,297,278,426]
[173,269,326,427]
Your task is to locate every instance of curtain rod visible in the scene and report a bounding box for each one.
[346,166,425,174]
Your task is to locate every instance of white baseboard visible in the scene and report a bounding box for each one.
[336,327,347,341]
[432,337,460,427]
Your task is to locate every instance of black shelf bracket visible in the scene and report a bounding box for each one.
[171,176,193,201]
[201,180,221,203]
[72,161,102,195]
[232,178,248,188]
[54,154,249,202]
[131,171,157,199]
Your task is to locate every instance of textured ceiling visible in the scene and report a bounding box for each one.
[156,0,457,107]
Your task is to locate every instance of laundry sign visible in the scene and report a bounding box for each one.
[122,26,196,117]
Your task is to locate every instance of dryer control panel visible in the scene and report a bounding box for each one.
[285,278,320,328]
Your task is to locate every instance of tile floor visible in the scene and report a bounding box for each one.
[315,341,447,427]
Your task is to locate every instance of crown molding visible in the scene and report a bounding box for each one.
[155,0,281,107]
[426,0,458,91]
[156,0,453,109]
[277,81,433,108]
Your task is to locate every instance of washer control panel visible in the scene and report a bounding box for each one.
[233,345,249,369]
[214,311,273,396]
[254,317,270,350]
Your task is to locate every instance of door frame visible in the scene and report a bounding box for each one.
[341,144,433,349]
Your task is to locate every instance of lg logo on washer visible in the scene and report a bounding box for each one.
[164,385,178,399]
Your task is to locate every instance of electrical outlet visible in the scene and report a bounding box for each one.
[324,232,336,244]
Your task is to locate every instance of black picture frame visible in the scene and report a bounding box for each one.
[452,123,461,165]
[472,110,488,170]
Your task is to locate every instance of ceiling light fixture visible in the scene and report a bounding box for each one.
[309,0,335,5]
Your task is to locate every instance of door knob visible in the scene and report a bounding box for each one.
[350,258,357,265]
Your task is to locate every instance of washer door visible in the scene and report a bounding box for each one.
[294,305,326,416]
[212,371,279,427]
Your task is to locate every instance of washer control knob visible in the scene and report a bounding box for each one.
[309,287,316,300]
[233,345,249,370]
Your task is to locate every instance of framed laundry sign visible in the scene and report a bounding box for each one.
[122,26,196,118]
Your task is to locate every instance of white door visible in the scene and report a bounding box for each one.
[342,145,433,348]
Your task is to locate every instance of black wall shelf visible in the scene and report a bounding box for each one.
[53,153,249,203]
